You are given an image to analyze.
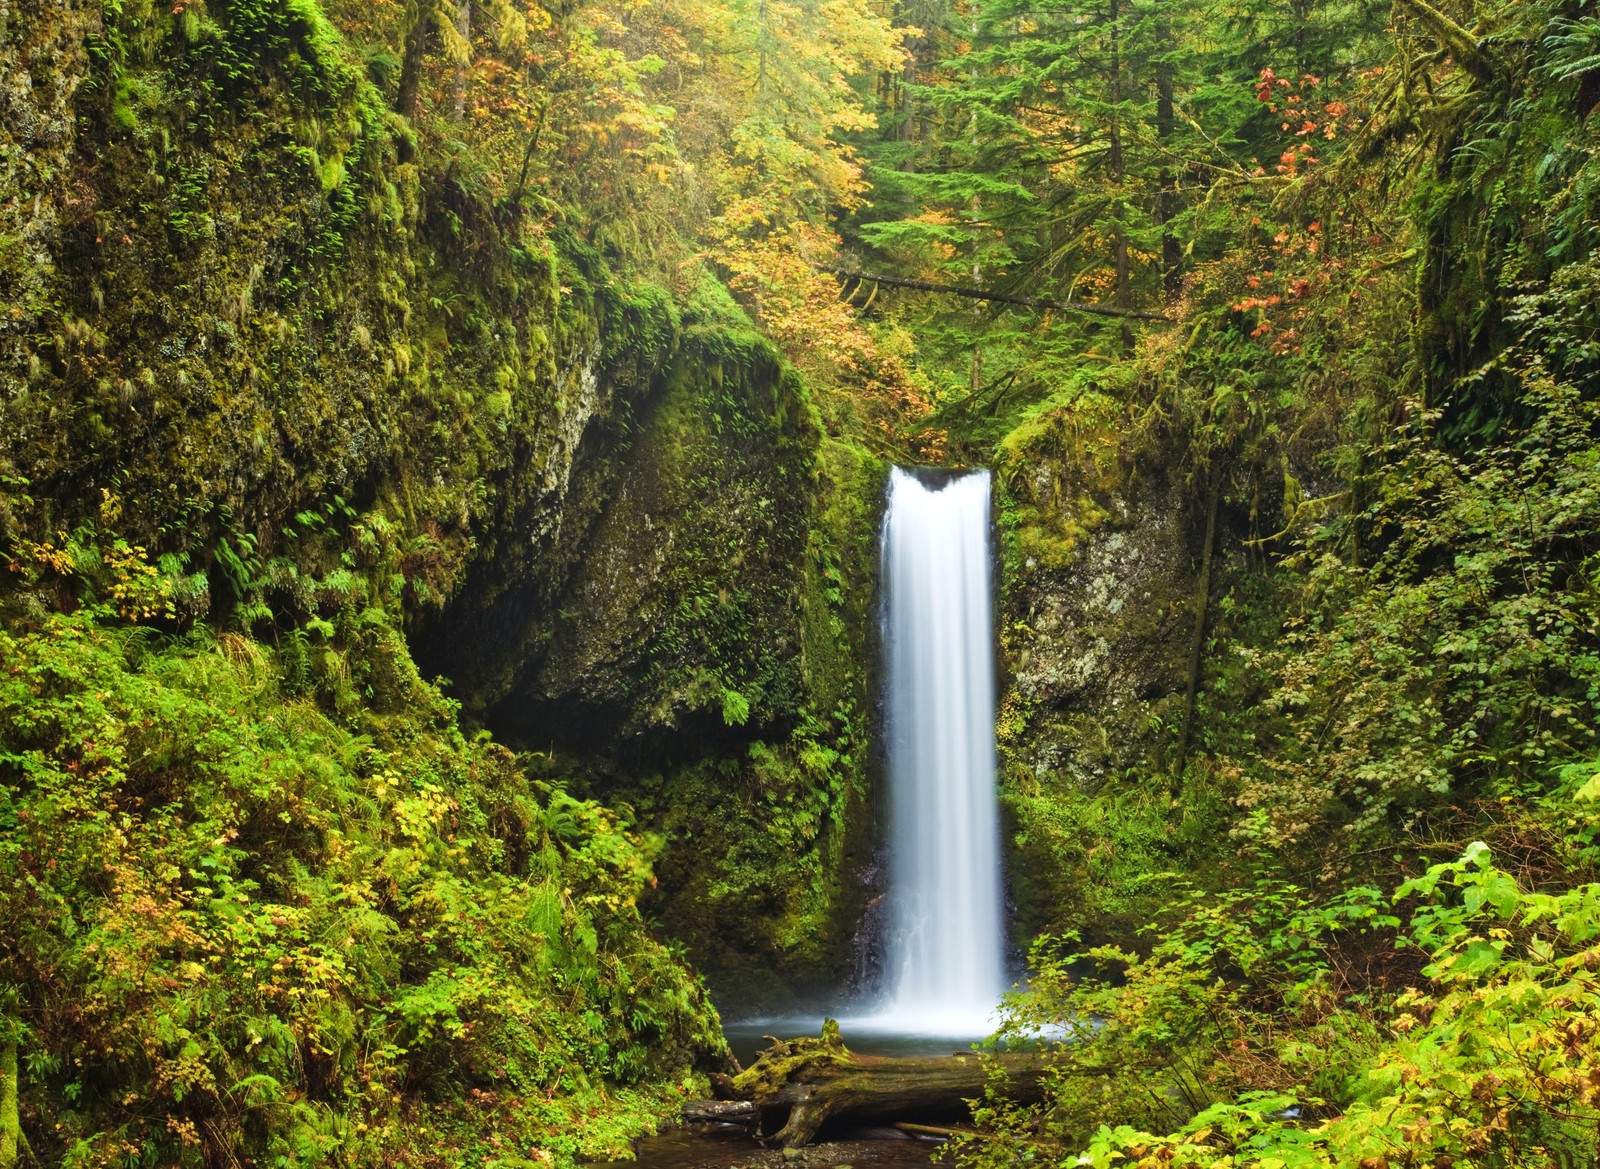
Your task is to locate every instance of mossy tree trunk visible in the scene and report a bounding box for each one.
[689,1024,1054,1148]
[1174,468,1222,781]
[1155,18,1181,302]
[397,4,430,127]
[451,0,472,119]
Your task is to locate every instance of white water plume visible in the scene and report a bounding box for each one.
[861,465,1005,1037]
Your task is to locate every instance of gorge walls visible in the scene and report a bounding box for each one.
[989,404,1250,948]
[1,0,889,1017]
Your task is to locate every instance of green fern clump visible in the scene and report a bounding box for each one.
[0,604,723,1167]
[967,836,1600,1169]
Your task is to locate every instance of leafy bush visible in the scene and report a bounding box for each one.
[0,603,722,1167]
[965,832,1600,1169]
[1230,364,1600,856]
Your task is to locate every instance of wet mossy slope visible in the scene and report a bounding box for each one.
[460,310,888,1007]
[0,0,888,1159]
[0,0,685,621]
[413,284,892,1008]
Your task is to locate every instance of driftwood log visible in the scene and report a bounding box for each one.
[682,1021,1052,1148]
[682,1099,759,1124]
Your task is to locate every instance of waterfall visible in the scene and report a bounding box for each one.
[872,466,1005,1035]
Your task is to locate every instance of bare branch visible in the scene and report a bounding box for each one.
[817,265,1172,321]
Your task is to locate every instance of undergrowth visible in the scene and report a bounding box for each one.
[0,544,722,1166]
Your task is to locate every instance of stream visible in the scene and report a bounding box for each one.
[595,1026,979,1169]
[590,1126,949,1169]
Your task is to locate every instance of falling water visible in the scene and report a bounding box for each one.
[871,465,1005,1035]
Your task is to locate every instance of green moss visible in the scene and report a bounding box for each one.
[597,278,681,368]
[728,1021,851,1099]
[488,355,888,1008]
[801,440,889,718]
[993,388,1128,581]
[0,597,722,1166]
[1,0,893,1070]
[0,0,612,641]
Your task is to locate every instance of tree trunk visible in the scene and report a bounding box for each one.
[396,5,429,129]
[683,1099,758,1124]
[1107,0,1133,350]
[1155,20,1181,302]
[893,0,923,163]
[813,266,1170,321]
[685,1026,1055,1148]
[901,28,919,163]
[451,0,471,120]
[1173,469,1222,781]
[757,0,770,95]
[969,10,983,392]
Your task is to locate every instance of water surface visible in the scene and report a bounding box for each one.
[589,1127,948,1169]
[722,1017,992,1069]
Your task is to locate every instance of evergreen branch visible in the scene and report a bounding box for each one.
[815,266,1172,321]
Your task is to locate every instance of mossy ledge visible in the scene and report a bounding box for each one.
[418,306,892,1008]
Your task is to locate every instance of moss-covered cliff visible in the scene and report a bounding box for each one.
[0,0,689,618]
[0,0,892,1160]
[986,394,1248,950]
[413,287,892,1009]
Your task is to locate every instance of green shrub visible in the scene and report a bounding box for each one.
[0,604,722,1166]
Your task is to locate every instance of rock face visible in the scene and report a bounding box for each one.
[1003,479,1191,790]
[0,0,886,1010]
[484,336,817,749]
[0,0,656,597]
[989,411,1222,946]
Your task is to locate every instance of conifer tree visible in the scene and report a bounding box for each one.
[848,0,1388,403]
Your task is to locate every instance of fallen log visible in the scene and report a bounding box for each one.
[683,1021,1054,1149]
[893,1120,986,1140]
[813,264,1174,322]
[681,1099,759,1125]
